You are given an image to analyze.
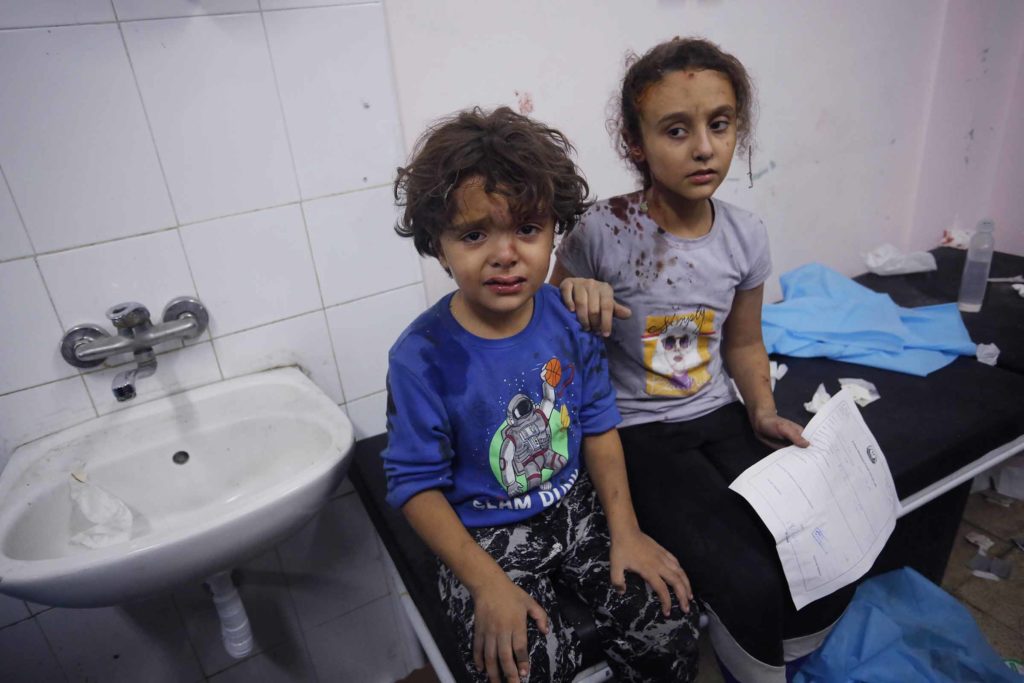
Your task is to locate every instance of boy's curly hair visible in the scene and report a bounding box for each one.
[613,37,757,188]
[394,106,591,258]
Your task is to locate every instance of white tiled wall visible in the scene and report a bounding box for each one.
[0,1,427,680]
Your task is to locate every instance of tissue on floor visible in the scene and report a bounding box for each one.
[69,473,133,549]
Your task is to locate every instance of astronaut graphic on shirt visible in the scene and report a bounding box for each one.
[495,358,571,496]
[644,309,715,396]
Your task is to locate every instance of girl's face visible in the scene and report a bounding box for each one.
[634,69,738,206]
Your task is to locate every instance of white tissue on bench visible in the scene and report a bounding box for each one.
[976,343,1000,366]
[69,473,133,549]
[838,378,881,406]
[804,383,832,414]
[864,243,937,275]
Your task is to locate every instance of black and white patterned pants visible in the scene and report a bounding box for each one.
[438,472,700,682]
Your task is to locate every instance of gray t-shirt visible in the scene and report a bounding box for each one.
[556,191,771,427]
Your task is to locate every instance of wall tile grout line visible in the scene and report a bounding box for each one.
[260,5,349,405]
[0,163,36,255]
[0,21,119,32]
[0,2,385,33]
[114,11,182,228]
[1,159,101,418]
[323,279,424,311]
[379,0,433,311]
[110,0,230,383]
[4,184,392,265]
[77,372,101,418]
[175,228,226,381]
[0,375,82,400]
[18,224,180,263]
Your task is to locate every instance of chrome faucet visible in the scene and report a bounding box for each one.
[60,297,210,402]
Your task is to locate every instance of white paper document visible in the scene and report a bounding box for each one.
[729,388,899,609]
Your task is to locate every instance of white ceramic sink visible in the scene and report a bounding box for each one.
[0,367,354,608]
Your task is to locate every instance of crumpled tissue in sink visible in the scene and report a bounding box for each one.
[69,473,133,549]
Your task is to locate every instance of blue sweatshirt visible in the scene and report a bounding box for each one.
[383,285,621,527]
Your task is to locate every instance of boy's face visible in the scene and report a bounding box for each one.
[437,176,555,337]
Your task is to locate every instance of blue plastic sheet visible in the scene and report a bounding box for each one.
[762,264,976,376]
[793,568,1018,683]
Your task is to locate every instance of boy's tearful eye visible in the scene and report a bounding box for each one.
[518,223,542,237]
[460,230,485,244]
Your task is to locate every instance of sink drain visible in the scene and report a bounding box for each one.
[172,451,189,465]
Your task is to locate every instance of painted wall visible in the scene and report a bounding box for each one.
[385,0,1023,304]
[0,1,424,680]
[907,0,1024,253]
[988,12,1024,256]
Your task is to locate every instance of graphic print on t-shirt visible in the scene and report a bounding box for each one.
[488,358,572,496]
[642,309,714,396]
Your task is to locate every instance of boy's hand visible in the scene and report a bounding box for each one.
[471,576,549,683]
[609,528,693,617]
[558,277,631,337]
[751,409,810,450]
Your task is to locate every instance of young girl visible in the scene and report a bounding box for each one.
[551,38,853,683]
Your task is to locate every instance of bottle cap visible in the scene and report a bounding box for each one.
[977,219,995,232]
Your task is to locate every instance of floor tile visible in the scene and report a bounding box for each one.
[941,520,1013,593]
[276,495,389,630]
[304,595,411,682]
[0,594,30,629]
[208,639,317,683]
[174,549,303,677]
[695,632,725,683]
[954,542,1024,635]
[0,618,66,683]
[963,602,1024,660]
[962,493,1024,542]
[37,597,203,683]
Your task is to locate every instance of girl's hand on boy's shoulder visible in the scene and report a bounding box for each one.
[558,277,631,337]
[751,410,810,450]
[610,528,693,617]
[471,576,548,683]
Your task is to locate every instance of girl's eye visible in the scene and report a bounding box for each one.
[711,119,731,132]
[667,126,687,139]
[460,231,485,243]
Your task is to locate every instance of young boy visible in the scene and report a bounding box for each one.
[384,106,699,683]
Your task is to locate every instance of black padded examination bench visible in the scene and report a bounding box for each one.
[351,248,1024,681]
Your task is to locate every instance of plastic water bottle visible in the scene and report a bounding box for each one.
[957,219,995,313]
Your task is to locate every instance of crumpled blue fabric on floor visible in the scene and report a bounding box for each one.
[791,568,1017,683]
[762,264,977,376]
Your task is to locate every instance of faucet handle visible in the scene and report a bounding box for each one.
[162,297,209,339]
[106,302,150,330]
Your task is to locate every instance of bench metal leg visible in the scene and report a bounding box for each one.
[381,552,458,683]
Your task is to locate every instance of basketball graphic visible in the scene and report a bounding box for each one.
[543,357,562,386]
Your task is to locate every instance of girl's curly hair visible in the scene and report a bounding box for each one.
[394,106,591,258]
[613,37,757,188]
